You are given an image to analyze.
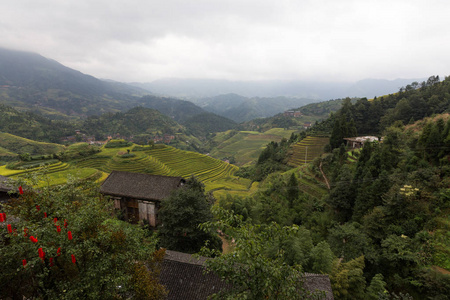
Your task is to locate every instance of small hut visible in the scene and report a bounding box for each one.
[100,171,185,226]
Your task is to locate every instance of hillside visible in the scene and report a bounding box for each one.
[0,142,254,197]
[81,107,184,138]
[237,98,348,132]
[0,132,65,156]
[287,136,329,167]
[0,48,151,118]
[0,104,75,143]
[0,48,237,137]
[208,128,295,166]
[196,94,316,123]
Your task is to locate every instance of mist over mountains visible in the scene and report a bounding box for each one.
[130,77,424,100]
[0,47,425,125]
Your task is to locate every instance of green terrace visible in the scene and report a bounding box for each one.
[288,136,329,167]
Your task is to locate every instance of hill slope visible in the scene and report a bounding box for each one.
[0,132,65,155]
[0,47,151,117]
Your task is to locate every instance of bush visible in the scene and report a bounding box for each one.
[104,139,133,148]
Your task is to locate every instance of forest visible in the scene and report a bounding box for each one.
[1,76,449,299]
[214,76,450,299]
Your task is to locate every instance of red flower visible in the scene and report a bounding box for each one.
[53,217,58,223]
[7,224,12,234]
[49,257,54,267]
[44,212,47,218]
[56,225,61,233]
[57,247,61,256]
[64,219,68,228]
[68,231,73,240]
[22,259,27,268]
[30,236,38,243]
[18,186,23,194]
[71,254,76,264]
[38,248,45,261]
[0,213,4,222]
[36,205,40,211]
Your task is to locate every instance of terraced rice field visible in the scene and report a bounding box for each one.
[0,161,70,177]
[288,136,329,167]
[0,144,255,195]
[211,129,295,166]
[145,146,238,183]
[296,168,328,199]
[66,145,247,194]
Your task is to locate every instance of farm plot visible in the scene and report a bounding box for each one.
[211,129,295,166]
[0,161,70,177]
[145,146,238,183]
[288,136,329,167]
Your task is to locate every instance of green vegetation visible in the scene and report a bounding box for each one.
[0,177,166,299]
[1,66,449,299]
[208,128,295,166]
[159,176,222,254]
[0,132,65,155]
[104,139,133,148]
[201,207,323,299]
[288,136,329,167]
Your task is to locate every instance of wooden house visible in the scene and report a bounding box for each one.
[100,171,185,226]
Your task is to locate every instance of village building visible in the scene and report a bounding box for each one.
[343,136,379,149]
[100,171,185,226]
[304,121,312,129]
[160,250,334,300]
[284,110,303,117]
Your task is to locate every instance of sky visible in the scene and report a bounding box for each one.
[1,0,449,83]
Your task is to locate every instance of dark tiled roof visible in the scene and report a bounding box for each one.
[0,175,13,192]
[303,273,334,300]
[160,250,334,300]
[99,171,184,201]
[160,250,230,300]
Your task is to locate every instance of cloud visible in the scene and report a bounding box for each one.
[1,0,449,82]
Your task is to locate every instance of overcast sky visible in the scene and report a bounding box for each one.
[1,0,449,82]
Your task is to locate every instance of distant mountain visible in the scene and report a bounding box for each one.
[137,96,206,123]
[183,113,236,137]
[0,47,150,118]
[81,107,184,138]
[194,94,316,122]
[0,48,236,139]
[131,78,425,100]
[237,98,347,132]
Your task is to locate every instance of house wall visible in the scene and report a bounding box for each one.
[138,201,157,227]
[109,196,159,226]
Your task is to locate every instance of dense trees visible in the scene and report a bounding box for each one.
[201,207,324,300]
[158,176,222,254]
[0,176,166,299]
[214,76,450,298]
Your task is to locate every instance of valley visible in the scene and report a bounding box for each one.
[0,48,449,299]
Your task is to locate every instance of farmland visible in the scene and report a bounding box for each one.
[210,128,296,166]
[0,143,254,197]
[287,136,329,167]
